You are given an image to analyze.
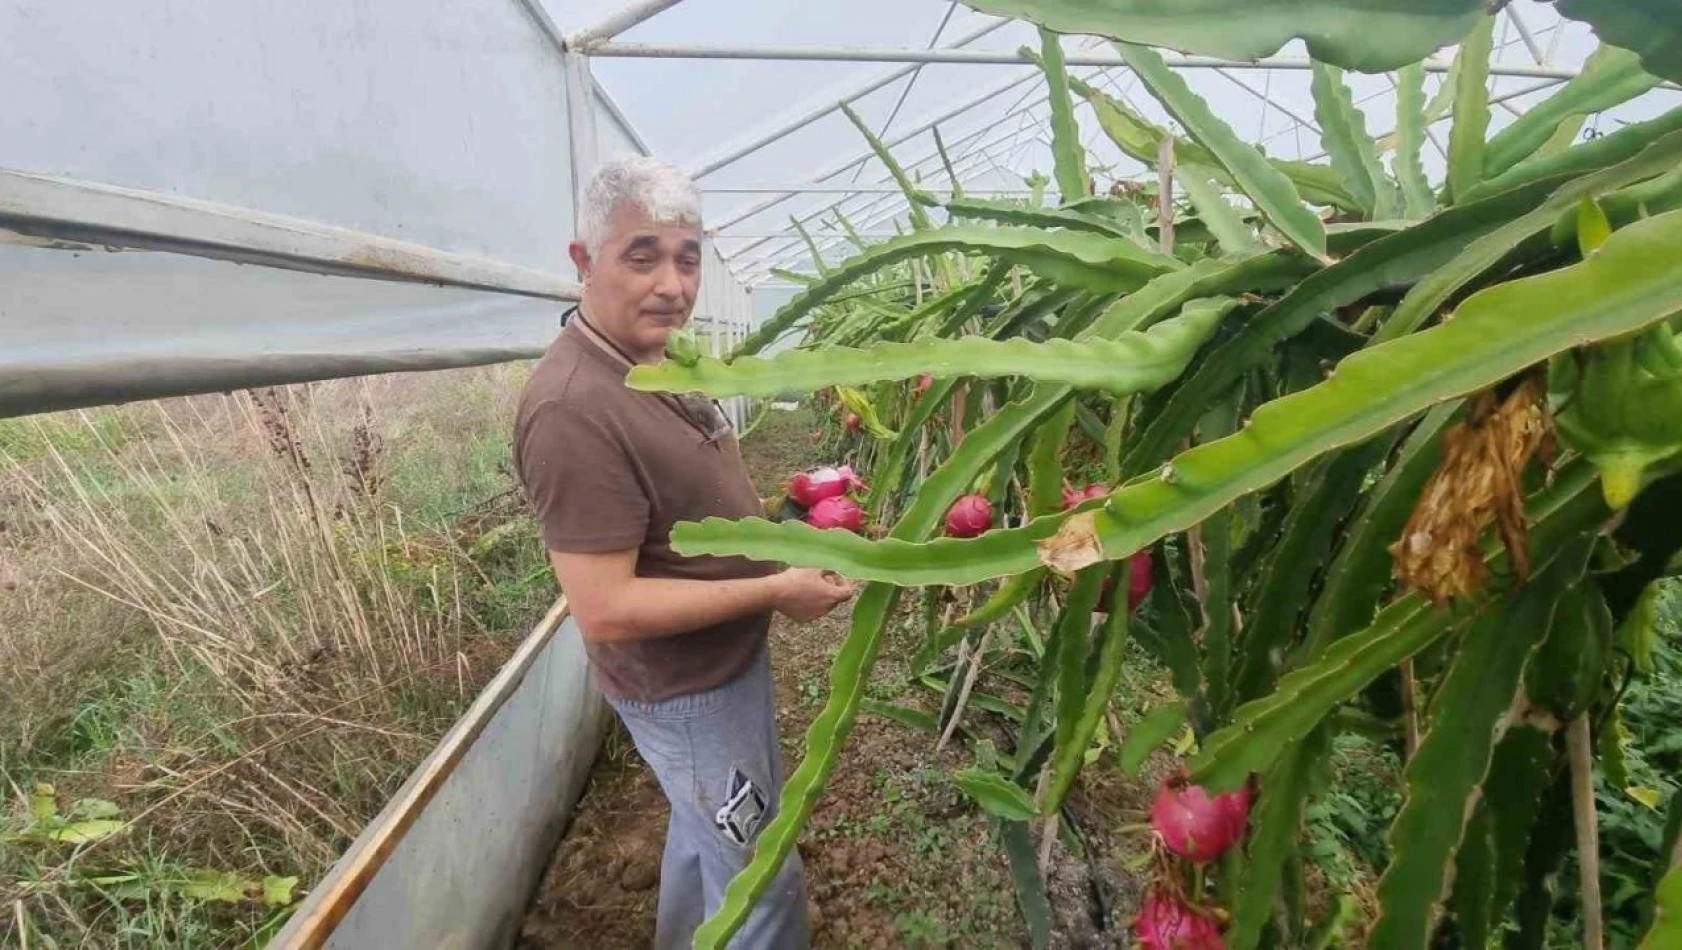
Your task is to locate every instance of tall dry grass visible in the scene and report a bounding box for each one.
[0,364,552,947]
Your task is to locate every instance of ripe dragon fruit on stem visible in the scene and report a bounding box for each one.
[806,496,863,532]
[1134,891,1225,950]
[1061,483,1109,510]
[1150,772,1253,865]
[944,494,993,538]
[787,465,868,509]
[1098,549,1155,614]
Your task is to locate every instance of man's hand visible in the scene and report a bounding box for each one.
[770,568,855,622]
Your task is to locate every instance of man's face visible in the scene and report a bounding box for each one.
[570,203,702,359]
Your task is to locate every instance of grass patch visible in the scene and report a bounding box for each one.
[0,364,554,948]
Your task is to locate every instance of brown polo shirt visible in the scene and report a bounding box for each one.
[512,322,776,703]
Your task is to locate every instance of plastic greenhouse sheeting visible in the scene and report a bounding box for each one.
[5,0,1679,419]
[0,0,752,418]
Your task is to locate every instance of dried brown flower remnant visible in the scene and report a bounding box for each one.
[1037,510,1104,577]
[1390,376,1553,604]
[248,386,310,477]
[342,401,385,500]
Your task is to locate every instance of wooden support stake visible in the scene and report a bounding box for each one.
[1568,716,1606,950]
[1157,137,1176,254]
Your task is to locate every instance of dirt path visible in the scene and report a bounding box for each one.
[517,409,1157,949]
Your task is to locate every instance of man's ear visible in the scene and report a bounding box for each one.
[568,240,592,282]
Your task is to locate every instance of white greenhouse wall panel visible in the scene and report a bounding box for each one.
[270,605,612,950]
[0,0,750,417]
[0,0,574,267]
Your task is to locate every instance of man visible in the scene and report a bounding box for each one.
[514,154,854,949]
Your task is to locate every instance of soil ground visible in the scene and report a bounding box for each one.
[518,409,1167,949]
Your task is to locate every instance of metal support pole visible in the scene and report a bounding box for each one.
[0,168,581,300]
[706,68,1041,235]
[725,89,1058,276]
[1505,6,1547,67]
[731,119,1043,280]
[723,114,1036,271]
[686,20,1010,180]
[563,52,600,216]
[566,0,688,51]
[582,42,1586,80]
[703,185,1038,195]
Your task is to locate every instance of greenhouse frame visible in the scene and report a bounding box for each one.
[5,0,1681,947]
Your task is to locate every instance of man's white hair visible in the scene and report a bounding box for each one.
[578,154,703,255]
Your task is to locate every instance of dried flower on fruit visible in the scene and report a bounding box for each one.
[1390,375,1553,604]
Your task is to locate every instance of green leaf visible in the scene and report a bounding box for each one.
[1642,867,1682,950]
[1117,703,1188,775]
[1051,567,1107,805]
[1484,726,1558,934]
[1047,566,1130,811]
[1602,706,1633,790]
[1445,16,1495,205]
[1309,62,1391,217]
[1525,581,1613,720]
[1234,444,1387,704]
[1193,393,1241,718]
[860,698,939,734]
[1378,129,1682,342]
[1629,786,1666,810]
[957,0,1482,72]
[1393,63,1436,218]
[682,211,1682,586]
[1302,404,1455,658]
[30,784,57,822]
[1453,803,1499,950]
[1028,401,1078,519]
[1467,105,1682,204]
[834,386,896,440]
[691,259,1299,950]
[1177,162,1259,255]
[1618,581,1662,675]
[1486,45,1662,179]
[1192,465,1608,789]
[945,197,1135,240]
[1117,42,1326,259]
[43,819,124,845]
[262,875,299,907]
[1369,543,1588,950]
[1143,550,1206,702]
[933,127,963,202]
[733,225,1181,357]
[1556,0,1682,87]
[1510,776,1576,950]
[1196,593,1470,790]
[1079,81,1359,211]
[69,798,121,820]
[1126,177,1564,478]
[791,217,830,277]
[952,768,1038,821]
[632,297,1235,398]
[1000,820,1054,949]
[183,869,253,903]
[1229,729,1330,950]
[840,102,936,229]
[1039,28,1090,203]
[694,584,902,949]
[1579,194,1615,258]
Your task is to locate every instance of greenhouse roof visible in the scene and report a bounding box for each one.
[549,0,1680,286]
[3,0,1678,417]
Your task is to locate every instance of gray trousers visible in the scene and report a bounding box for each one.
[607,645,810,950]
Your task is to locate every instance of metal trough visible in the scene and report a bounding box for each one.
[271,597,611,949]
